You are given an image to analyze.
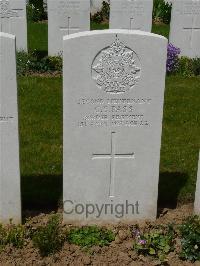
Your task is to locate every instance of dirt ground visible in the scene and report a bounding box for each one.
[0,204,199,266]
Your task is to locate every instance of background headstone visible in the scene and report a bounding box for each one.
[0,32,21,224]
[0,0,27,51]
[169,0,200,58]
[194,151,200,214]
[48,0,90,56]
[63,30,167,223]
[109,0,153,32]
[43,0,47,12]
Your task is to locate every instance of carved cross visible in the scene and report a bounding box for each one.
[92,132,135,198]
[59,16,79,35]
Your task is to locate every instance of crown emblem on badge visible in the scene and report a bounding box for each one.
[92,35,141,94]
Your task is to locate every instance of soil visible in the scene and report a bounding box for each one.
[0,204,199,266]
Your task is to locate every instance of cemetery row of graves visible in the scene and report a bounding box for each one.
[0,0,200,264]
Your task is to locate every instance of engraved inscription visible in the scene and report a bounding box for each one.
[175,2,200,15]
[0,116,14,122]
[92,35,141,94]
[58,0,80,14]
[122,1,144,16]
[0,0,19,18]
[92,132,134,198]
[113,1,145,16]
[77,97,151,128]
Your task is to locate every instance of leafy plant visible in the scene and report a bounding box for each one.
[67,226,115,248]
[91,1,110,24]
[0,225,7,250]
[32,215,64,256]
[16,51,62,76]
[179,216,200,262]
[133,225,175,262]
[191,58,200,76]
[0,222,25,249]
[6,223,26,248]
[175,57,200,77]
[153,0,172,24]
[27,0,47,22]
[176,56,194,77]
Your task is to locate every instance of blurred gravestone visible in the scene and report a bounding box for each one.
[109,0,153,32]
[0,32,21,224]
[48,0,90,56]
[170,0,200,58]
[0,0,27,51]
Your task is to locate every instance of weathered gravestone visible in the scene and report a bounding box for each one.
[0,0,27,51]
[170,0,200,58]
[63,30,167,223]
[0,32,21,224]
[48,0,90,56]
[109,0,153,32]
[194,151,200,214]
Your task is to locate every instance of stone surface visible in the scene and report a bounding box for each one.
[194,151,200,214]
[63,30,167,223]
[0,0,27,51]
[48,0,90,56]
[169,0,200,58]
[0,32,21,224]
[109,0,153,32]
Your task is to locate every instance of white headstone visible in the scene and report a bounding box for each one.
[0,32,21,224]
[109,0,153,32]
[194,151,200,214]
[169,0,200,58]
[63,30,167,223]
[0,0,27,51]
[48,0,90,56]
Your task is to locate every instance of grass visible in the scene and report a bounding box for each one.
[18,75,200,209]
[18,77,62,208]
[28,22,48,53]
[27,21,170,53]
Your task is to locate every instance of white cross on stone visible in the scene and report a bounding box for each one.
[59,16,79,35]
[92,132,135,198]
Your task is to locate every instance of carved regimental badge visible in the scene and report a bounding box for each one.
[0,0,17,18]
[92,35,141,94]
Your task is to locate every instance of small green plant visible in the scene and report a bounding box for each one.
[133,225,175,262]
[0,225,7,250]
[179,215,200,262]
[6,223,26,248]
[67,226,115,248]
[175,57,200,77]
[192,58,200,76]
[27,0,47,22]
[153,0,172,24]
[91,1,110,24]
[0,222,25,249]
[16,51,62,76]
[32,215,64,256]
